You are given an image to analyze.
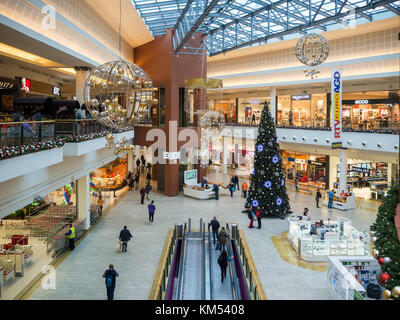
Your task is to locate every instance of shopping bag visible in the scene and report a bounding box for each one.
[117,241,122,251]
[215,242,221,250]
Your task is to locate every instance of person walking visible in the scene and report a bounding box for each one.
[248,207,255,229]
[316,189,322,208]
[103,264,119,300]
[136,158,141,171]
[233,175,240,191]
[148,200,156,223]
[294,177,298,191]
[251,114,256,124]
[217,250,233,283]
[141,155,146,173]
[140,186,146,204]
[145,182,152,201]
[128,175,134,191]
[97,194,104,217]
[327,189,335,209]
[212,184,219,200]
[208,217,220,245]
[135,171,140,190]
[65,223,75,250]
[242,181,248,198]
[255,207,262,229]
[119,226,133,252]
[229,183,235,197]
[218,227,228,252]
[146,171,152,184]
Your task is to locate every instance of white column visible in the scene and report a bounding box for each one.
[74,67,91,106]
[127,152,134,173]
[329,155,340,190]
[222,136,228,174]
[77,175,90,230]
[339,149,348,193]
[270,87,276,121]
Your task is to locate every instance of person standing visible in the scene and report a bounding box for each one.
[217,250,232,283]
[103,264,119,300]
[136,158,141,171]
[233,175,240,191]
[141,155,146,173]
[145,182,152,201]
[218,227,228,252]
[302,208,311,221]
[255,207,262,229]
[208,217,220,245]
[148,200,156,223]
[316,189,322,208]
[229,183,235,197]
[128,175,134,191]
[140,186,146,204]
[251,114,256,124]
[327,189,335,209]
[97,194,104,217]
[135,171,140,190]
[65,223,75,250]
[119,226,133,252]
[212,184,219,200]
[294,177,298,191]
[248,207,255,229]
[242,181,248,198]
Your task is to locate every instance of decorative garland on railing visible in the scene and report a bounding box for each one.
[342,128,399,135]
[0,138,65,160]
[0,127,135,160]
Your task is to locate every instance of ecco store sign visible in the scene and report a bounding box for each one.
[331,69,342,146]
[354,99,369,105]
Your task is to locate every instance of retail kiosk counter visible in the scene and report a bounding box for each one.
[322,194,355,210]
[287,216,369,262]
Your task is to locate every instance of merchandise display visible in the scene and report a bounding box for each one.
[327,256,381,300]
[288,216,368,261]
[91,157,127,191]
[182,169,216,199]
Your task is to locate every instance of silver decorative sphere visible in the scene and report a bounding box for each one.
[295,33,329,66]
[199,110,225,132]
[383,257,392,264]
[84,60,154,128]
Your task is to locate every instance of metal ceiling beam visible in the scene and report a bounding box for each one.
[207,0,398,56]
[173,0,220,54]
[384,3,400,15]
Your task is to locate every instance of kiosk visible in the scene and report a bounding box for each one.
[183,170,215,199]
[287,216,369,261]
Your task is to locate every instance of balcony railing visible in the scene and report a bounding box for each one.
[0,119,134,149]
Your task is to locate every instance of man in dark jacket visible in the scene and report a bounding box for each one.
[212,184,219,200]
[145,182,152,200]
[316,189,322,208]
[233,175,240,190]
[140,186,146,204]
[208,217,220,245]
[135,171,140,190]
[119,226,133,252]
[103,264,119,300]
[136,158,141,170]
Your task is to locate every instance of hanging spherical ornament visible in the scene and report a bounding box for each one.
[383,289,392,300]
[392,286,400,299]
[199,111,225,133]
[383,257,392,264]
[380,273,390,284]
[295,33,330,67]
[372,249,379,258]
[378,257,384,266]
[369,231,376,237]
[84,60,154,128]
[371,236,377,242]
[252,200,259,207]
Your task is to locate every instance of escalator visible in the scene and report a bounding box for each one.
[166,219,250,300]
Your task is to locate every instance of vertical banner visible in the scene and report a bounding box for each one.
[331,69,342,149]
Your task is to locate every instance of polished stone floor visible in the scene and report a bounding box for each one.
[29,168,380,300]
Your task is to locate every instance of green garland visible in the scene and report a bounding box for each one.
[0,138,65,160]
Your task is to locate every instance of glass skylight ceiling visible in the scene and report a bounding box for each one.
[130,0,400,55]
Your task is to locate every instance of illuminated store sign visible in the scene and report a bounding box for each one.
[53,86,61,96]
[291,94,310,101]
[20,77,31,92]
[354,99,369,104]
[0,78,15,90]
[331,69,342,144]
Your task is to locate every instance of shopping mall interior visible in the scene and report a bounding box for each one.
[0,0,399,305]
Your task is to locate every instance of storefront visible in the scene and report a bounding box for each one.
[341,91,399,132]
[91,156,128,193]
[0,77,18,121]
[342,159,397,200]
[209,99,236,123]
[281,150,328,190]
[276,94,328,128]
[237,97,269,124]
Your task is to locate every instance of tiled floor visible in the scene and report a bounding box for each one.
[29,168,380,300]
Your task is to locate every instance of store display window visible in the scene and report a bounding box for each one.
[211,99,236,123]
[291,94,311,127]
[311,94,327,127]
[237,97,269,124]
[277,95,291,126]
[341,91,399,132]
[91,157,128,191]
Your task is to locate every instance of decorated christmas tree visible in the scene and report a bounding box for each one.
[245,102,290,218]
[370,186,400,299]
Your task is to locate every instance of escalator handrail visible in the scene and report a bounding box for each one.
[176,223,188,300]
[201,223,205,300]
[226,234,239,300]
[208,229,214,300]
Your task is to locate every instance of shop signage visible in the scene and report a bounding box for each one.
[0,78,16,90]
[163,151,180,160]
[354,99,368,105]
[52,86,61,96]
[288,157,295,162]
[291,94,310,101]
[20,77,31,92]
[331,69,342,143]
[331,142,343,149]
[352,167,370,173]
